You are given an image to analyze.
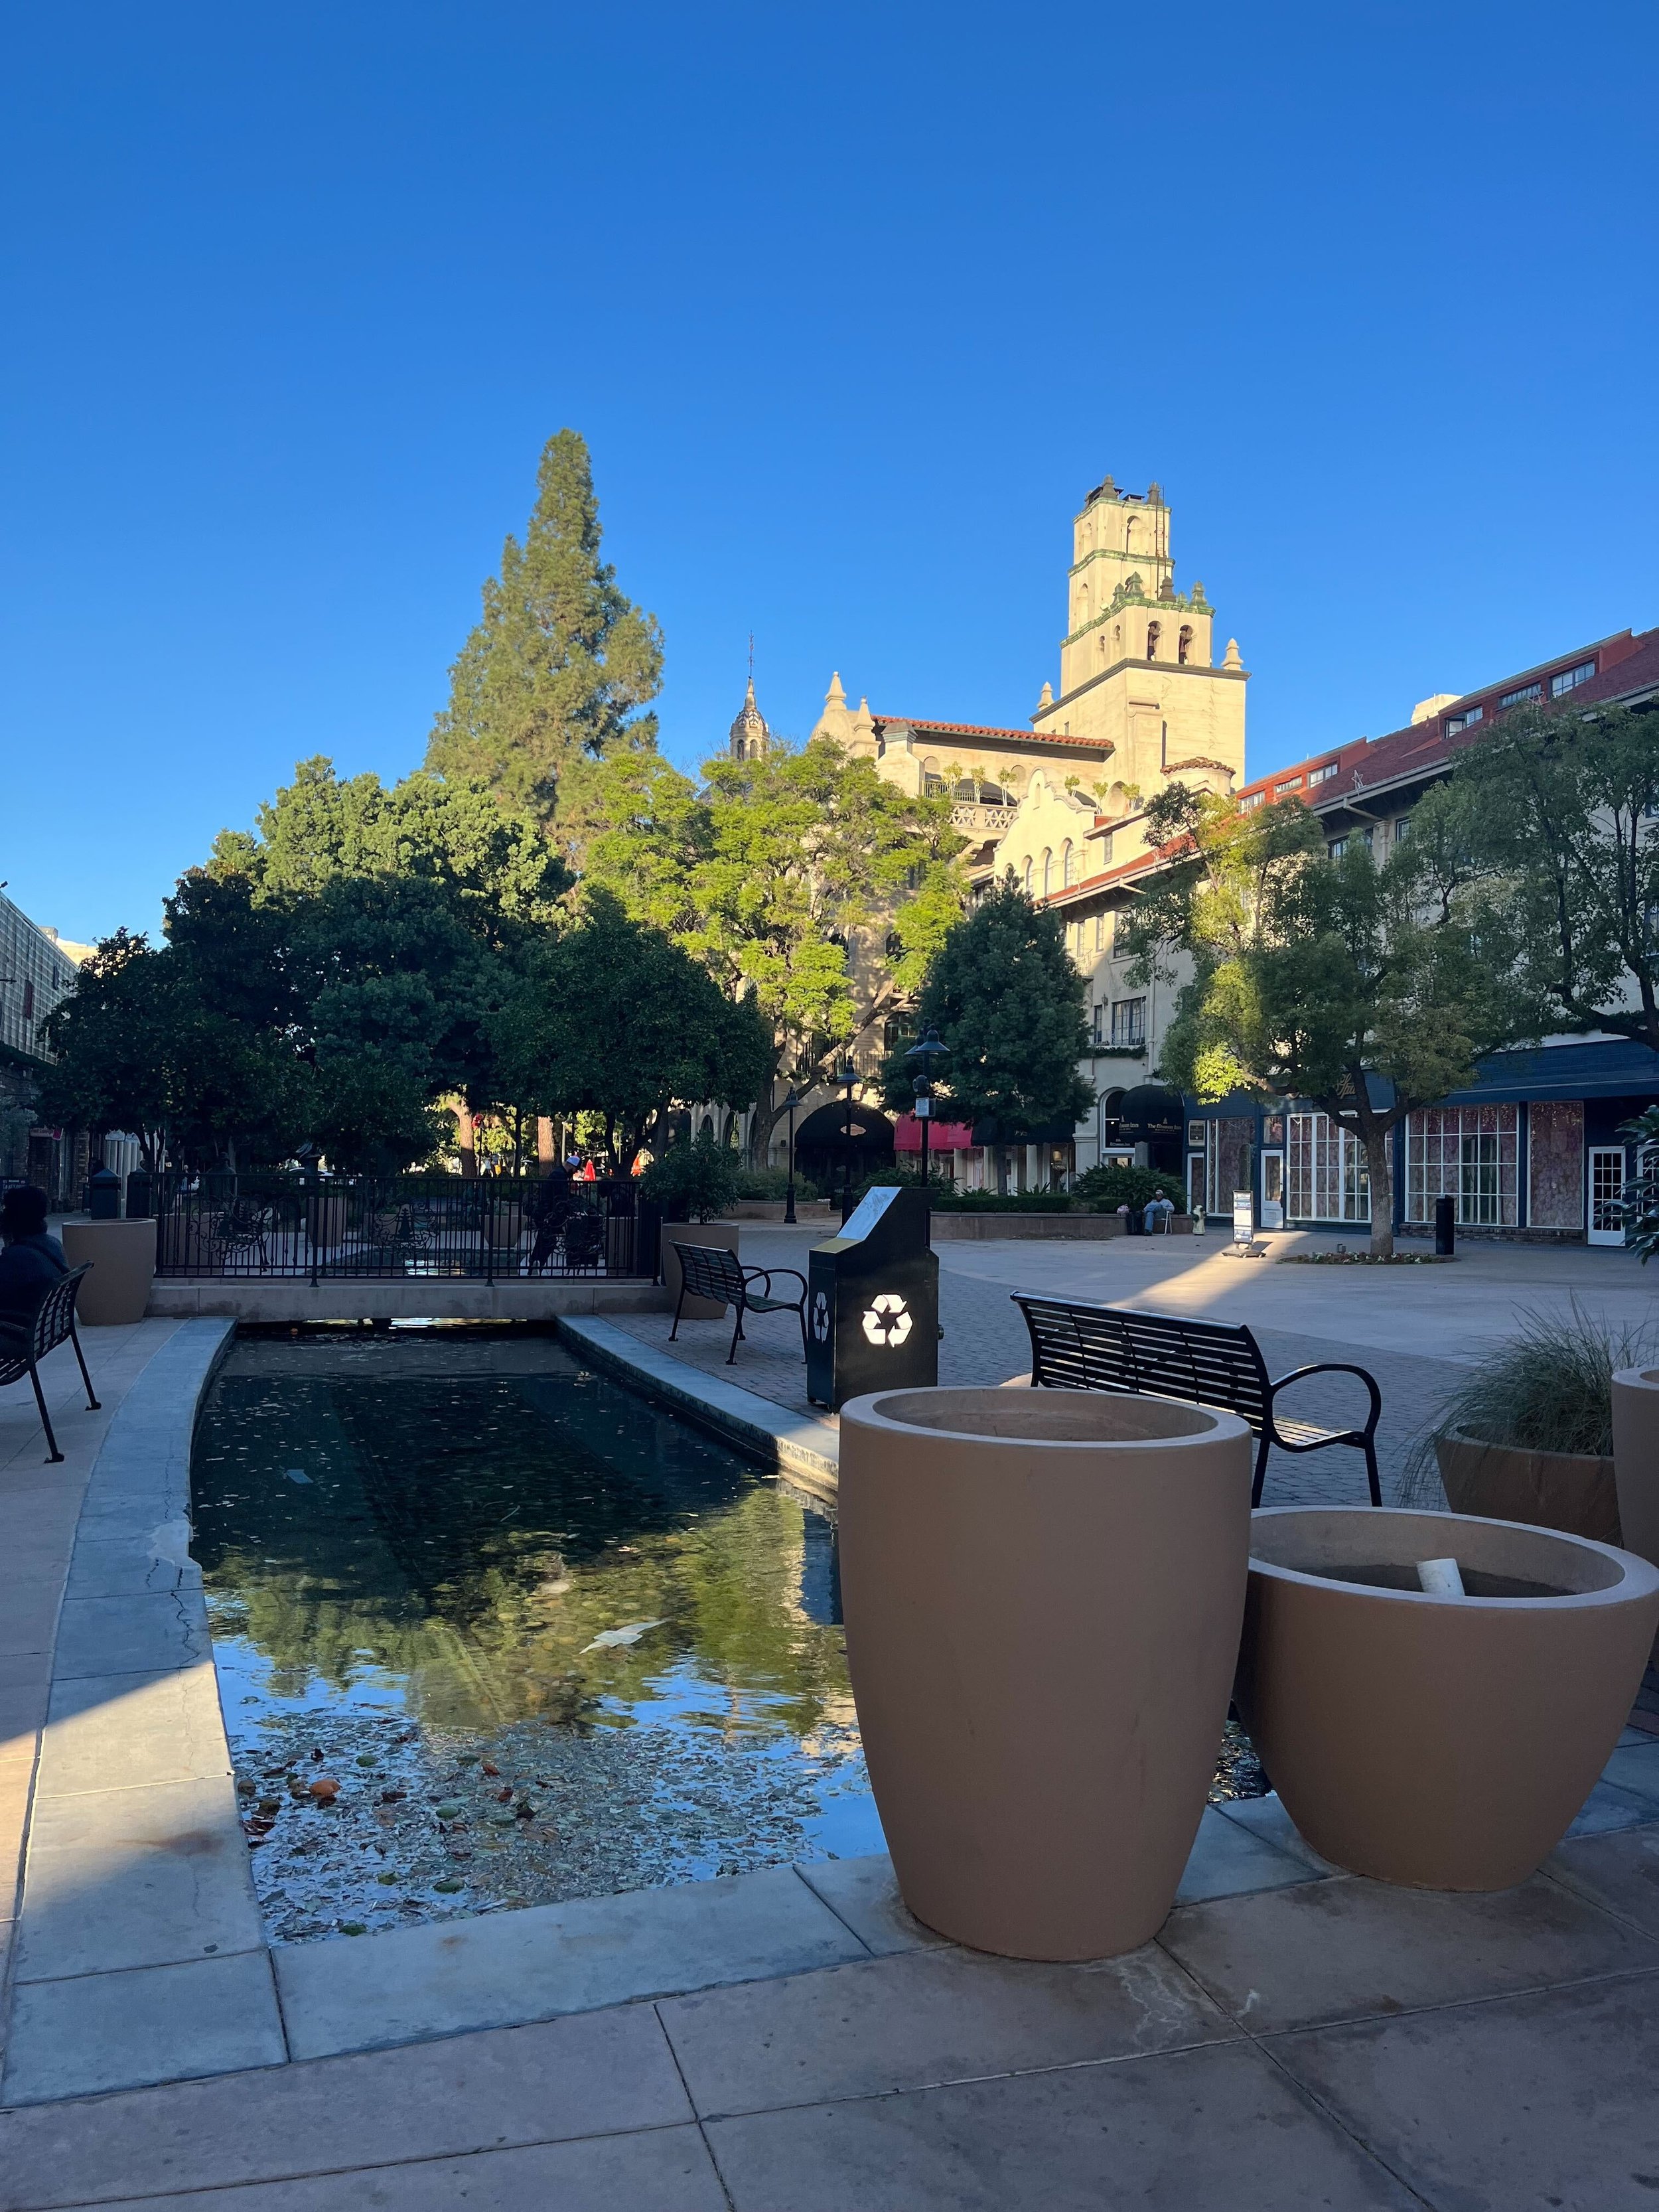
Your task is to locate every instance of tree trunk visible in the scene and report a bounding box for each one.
[536,1117,555,1171]
[455,1104,478,1179]
[1363,1122,1395,1259]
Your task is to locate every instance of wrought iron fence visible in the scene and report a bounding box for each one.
[151,1172,641,1281]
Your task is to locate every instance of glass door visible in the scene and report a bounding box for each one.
[1260,1153,1285,1230]
[1589,1147,1626,1246]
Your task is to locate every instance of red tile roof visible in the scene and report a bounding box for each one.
[873,715,1111,751]
[1236,627,1659,811]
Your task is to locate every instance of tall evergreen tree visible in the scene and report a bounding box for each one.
[425,431,664,822]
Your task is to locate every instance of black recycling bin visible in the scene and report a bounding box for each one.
[806,1186,938,1410]
[1435,1194,1455,1257]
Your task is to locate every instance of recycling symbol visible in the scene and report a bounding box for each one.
[811,1290,831,1344]
[861,1293,912,1347]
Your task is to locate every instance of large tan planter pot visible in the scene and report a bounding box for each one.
[660,1221,739,1319]
[1613,1367,1659,1660]
[1237,1507,1659,1891]
[60,1218,157,1324]
[1435,1426,1621,1545]
[837,1385,1254,1960]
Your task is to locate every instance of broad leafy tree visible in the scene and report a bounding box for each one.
[425,430,664,824]
[881,879,1093,1185]
[1121,786,1522,1256]
[583,738,963,1162]
[1435,701,1659,1052]
[490,894,773,1170]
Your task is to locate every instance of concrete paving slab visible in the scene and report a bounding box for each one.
[0,1657,50,1700]
[63,2126,730,2211]
[1212,1791,1337,1875]
[0,1592,60,1661]
[1602,1741,1659,1808]
[0,2002,690,2211]
[60,1537,201,1601]
[1176,1805,1322,1903]
[1269,1970,1659,2211]
[1548,1821,1659,1938]
[18,1775,262,1980]
[1565,1779,1659,1838]
[1158,1868,1659,2032]
[0,1689,44,1763]
[702,2035,1419,2210]
[275,1862,871,2060]
[660,1941,1236,2120]
[37,1667,230,1797]
[792,1854,948,1956]
[51,1591,210,1680]
[1,1950,285,2105]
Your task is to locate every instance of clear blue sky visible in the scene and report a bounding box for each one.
[4,3,1656,940]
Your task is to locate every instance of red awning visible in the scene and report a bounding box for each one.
[895,1114,976,1152]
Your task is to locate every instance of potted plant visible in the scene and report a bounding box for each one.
[837,1384,1253,1960]
[1407,1301,1656,1544]
[639,1136,743,1318]
[1237,1505,1659,1889]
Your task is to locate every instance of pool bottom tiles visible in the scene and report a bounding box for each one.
[192,1331,880,1945]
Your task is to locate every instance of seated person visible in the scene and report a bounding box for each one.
[0,1185,68,1327]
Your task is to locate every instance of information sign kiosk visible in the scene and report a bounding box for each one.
[806,1186,939,1410]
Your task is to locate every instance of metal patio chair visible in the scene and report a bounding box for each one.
[0,1264,101,1463]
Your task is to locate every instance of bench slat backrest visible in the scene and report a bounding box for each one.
[1014,1294,1270,1435]
[676,1243,747,1303]
[0,1265,90,1383]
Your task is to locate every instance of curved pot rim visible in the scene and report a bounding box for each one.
[1248,1503,1659,1609]
[1437,1425,1614,1471]
[841,1384,1254,1452]
[1613,1365,1659,1390]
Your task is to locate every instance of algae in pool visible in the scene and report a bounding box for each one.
[192,1333,881,1943]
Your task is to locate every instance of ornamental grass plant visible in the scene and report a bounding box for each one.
[1402,1298,1659,1506]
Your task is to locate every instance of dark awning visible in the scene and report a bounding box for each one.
[1117,1084,1185,1140]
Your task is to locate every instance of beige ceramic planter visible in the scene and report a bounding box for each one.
[1613,1367,1659,1570]
[60,1218,157,1324]
[1237,1507,1659,1891]
[837,1384,1253,1960]
[1435,1427,1621,1545]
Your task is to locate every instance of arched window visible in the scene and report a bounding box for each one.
[1146,621,1161,662]
[952,779,975,800]
[1023,858,1034,895]
[1041,849,1052,897]
[699,1114,715,1142]
[1125,515,1139,551]
[1178,625,1192,665]
[1062,840,1075,886]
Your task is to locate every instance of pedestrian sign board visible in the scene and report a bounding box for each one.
[1232,1190,1255,1246]
[806,1185,939,1409]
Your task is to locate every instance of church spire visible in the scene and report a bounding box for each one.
[729,659,770,761]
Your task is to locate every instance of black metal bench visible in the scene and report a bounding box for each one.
[0,1264,101,1463]
[1013,1293,1382,1507]
[670,1243,809,1364]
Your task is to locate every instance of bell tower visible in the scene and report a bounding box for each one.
[1032,475,1247,804]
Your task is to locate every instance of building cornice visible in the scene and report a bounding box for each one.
[1035,654,1249,727]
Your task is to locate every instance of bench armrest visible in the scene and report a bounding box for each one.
[1265,1361,1382,1438]
[741,1267,806,1299]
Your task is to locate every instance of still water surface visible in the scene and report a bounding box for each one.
[192,1331,881,1943]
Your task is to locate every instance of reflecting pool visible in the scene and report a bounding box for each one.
[192,1331,880,1943]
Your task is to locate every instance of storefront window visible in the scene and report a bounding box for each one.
[1287,1112,1371,1222]
[1406,1106,1518,1226]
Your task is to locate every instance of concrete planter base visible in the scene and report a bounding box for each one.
[60,1218,157,1324]
[837,1384,1253,1960]
[1435,1428,1621,1545]
[1238,1505,1659,1890]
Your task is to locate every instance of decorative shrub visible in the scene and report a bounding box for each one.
[1073,1163,1187,1212]
[733,1166,820,1201]
[638,1134,741,1222]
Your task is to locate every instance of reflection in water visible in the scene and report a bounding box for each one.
[193,1333,881,1942]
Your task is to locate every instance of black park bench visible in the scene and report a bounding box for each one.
[0,1264,101,1464]
[1013,1293,1382,1508]
[669,1244,809,1365]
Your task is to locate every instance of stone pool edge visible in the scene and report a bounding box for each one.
[556,1315,839,1507]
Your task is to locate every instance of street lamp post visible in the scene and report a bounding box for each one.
[782,1087,802,1225]
[837,1061,858,1224]
[904,1026,949,1195]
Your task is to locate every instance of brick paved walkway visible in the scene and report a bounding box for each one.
[613,1230,1475,1508]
